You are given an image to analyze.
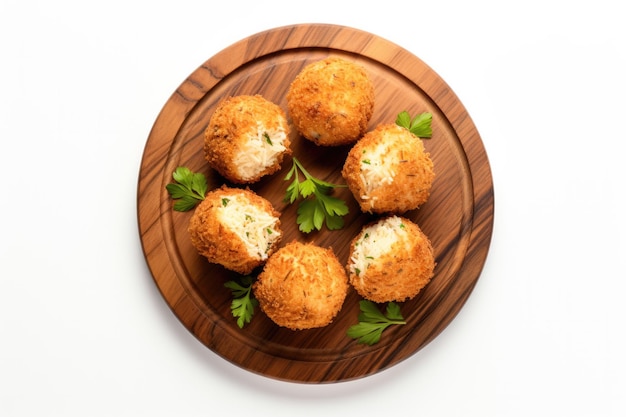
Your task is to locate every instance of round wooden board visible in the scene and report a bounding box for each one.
[137,24,494,383]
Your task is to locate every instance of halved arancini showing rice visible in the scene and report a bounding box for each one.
[188,185,282,275]
[342,123,435,214]
[204,94,291,184]
[347,215,435,303]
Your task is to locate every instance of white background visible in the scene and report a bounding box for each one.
[1,1,625,416]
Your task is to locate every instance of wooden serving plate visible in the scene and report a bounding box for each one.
[137,23,494,383]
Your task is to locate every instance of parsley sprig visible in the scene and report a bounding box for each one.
[347,300,406,345]
[395,111,433,138]
[284,157,349,233]
[165,166,207,211]
[224,276,258,328]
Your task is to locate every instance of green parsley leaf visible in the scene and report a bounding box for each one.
[165,183,190,200]
[316,191,349,217]
[191,172,208,198]
[283,157,349,233]
[172,195,202,212]
[172,166,193,188]
[384,302,404,321]
[395,111,411,129]
[299,178,317,198]
[224,276,258,328]
[346,300,406,345]
[324,211,345,231]
[165,166,207,212]
[284,180,299,204]
[296,199,317,233]
[395,111,433,138]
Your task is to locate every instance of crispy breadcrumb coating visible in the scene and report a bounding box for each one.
[204,95,291,183]
[342,123,434,214]
[188,185,282,275]
[286,57,375,146]
[347,216,435,303]
[253,241,348,330]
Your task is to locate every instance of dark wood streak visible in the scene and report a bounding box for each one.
[199,63,225,82]
[136,24,494,383]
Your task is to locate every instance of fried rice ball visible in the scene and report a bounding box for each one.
[347,215,435,303]
[253,241,349,330]
[188,185,282,275]
[204,95,291,183]
[286,57,375,146]
[342,123,435,214]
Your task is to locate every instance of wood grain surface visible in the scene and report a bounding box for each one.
[137,23,494,383]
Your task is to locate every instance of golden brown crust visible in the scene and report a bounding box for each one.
[204,95,291,183]
[188,185,282,275]
[348,217,435,303]
[342,124,435,214]
[253,241,349,330]
[286,57,375,146]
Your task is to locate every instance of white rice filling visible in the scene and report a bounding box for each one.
[233,122,287,180]
[217,193,281,260]
[349,216,407,279]
[359,141,396,206]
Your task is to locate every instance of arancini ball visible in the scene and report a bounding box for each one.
[188,185,282,275]
[347,215,435,303]
[253,241,349,330]
[204,95,291,184]
[342,123,435,214]
[286,57,375,146]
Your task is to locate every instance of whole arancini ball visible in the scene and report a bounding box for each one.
[287,57,374,146]
[253,241,348,330]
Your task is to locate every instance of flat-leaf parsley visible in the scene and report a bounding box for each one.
[395,111,433,138]
[284,157,349,233]
[347,300,406,345]
[224,276,258,328]
[165,166,207,211]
